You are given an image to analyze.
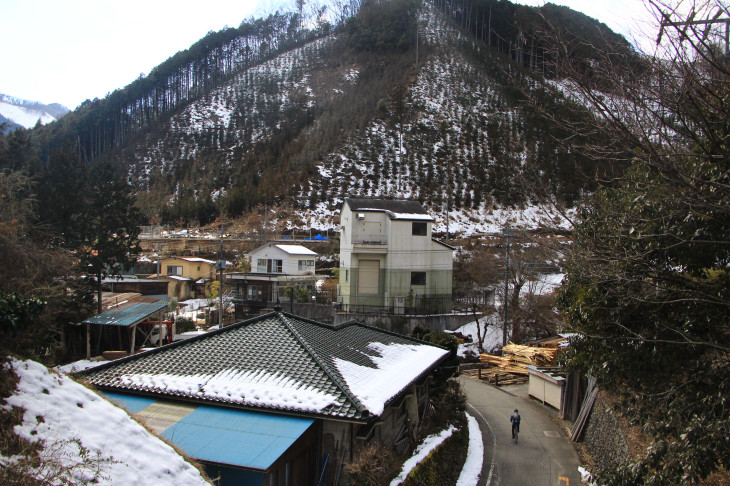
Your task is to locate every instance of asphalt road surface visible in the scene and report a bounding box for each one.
[459,377,583,486]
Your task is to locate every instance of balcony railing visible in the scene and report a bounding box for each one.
[351,236,388,245]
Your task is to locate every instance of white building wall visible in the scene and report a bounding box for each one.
[249,244,316,275]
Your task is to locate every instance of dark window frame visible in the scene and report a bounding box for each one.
[412,222,427,236]
[411,271,426,286]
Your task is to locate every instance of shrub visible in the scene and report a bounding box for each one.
[175,317,195,333]
[346,442,399,486]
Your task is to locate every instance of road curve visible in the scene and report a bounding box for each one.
[459,377,583,486]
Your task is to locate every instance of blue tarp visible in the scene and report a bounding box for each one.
[103,393,314,471]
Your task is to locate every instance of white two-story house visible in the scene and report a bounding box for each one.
[227,243,318,316]
[338,198,454,313]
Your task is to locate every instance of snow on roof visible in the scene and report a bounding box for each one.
[346,198,429,215]
[167,275,191,281]
[3,359,209,485]
[178,257,215,264]
[273,244,317,256]
[334,342,449,416]
[389,212,434,221]
[83,312,449,421]
[119,368,338,413]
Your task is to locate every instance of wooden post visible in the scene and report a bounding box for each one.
[86,323,91,360]
[129,324,137,354]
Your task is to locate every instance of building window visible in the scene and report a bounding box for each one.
[247,285,263,300]
[345,270,349,282]
[412,222,427,236]
[299,259,315,270]
[411,271,426,285]
[167,265,183,276]
[268,259,283,273]
[257,259,267,273]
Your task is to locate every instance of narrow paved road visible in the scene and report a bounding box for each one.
[459,377,582,486]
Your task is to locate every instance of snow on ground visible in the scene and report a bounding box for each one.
[389,424,458,486]
[1,358,210,485]
[448,316,505,357]
[334,342,449,416]
[529,273,565,296]
[456,413,484,486]
[120,368,338,413]
[55,359,108,374]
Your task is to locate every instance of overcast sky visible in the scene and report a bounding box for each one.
[1,0,661,110]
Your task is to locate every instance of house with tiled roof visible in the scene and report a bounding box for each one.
[82,310,448,486]
[339,198,454,314]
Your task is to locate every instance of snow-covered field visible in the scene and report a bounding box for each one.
[1,359,210,485]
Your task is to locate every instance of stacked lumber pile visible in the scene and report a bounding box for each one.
[502,343,558,367]
[460,342,560,386]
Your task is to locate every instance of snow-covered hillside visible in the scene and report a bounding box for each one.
[114,4,596,235]
[0,94,68,129]
[1,358,210,485]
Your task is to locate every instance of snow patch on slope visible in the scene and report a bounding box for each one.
[0,101,56,128]
[1,358,209,485]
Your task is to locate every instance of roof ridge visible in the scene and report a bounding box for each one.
[277,312,369,417]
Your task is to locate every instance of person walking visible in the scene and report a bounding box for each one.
[510,409,521,439]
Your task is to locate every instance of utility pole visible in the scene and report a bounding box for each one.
[502,224,512,348]
[658,13,730,56]
[217,223,225,327]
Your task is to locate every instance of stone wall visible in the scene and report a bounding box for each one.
[582,393,630,471]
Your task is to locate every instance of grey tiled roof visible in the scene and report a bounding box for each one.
[345,198,429,215]
[83,312,446,421]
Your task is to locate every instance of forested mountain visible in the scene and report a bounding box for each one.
[1,0,634,233]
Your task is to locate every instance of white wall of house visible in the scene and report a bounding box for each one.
[339,201,453,312]
[248,243,316,276]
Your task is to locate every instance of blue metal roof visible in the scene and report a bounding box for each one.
[83,301,168,327]
[105,392,157,414]
[162,407,314,470]
[103,392,314,471]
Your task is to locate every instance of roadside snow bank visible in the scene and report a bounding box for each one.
[456,413,483,485]
[389,425,457,486]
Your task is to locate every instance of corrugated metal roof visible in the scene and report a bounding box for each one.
[105,393,313,471]
[83,312,448,421]
[83,301,168,327]
[162,405,313,470]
